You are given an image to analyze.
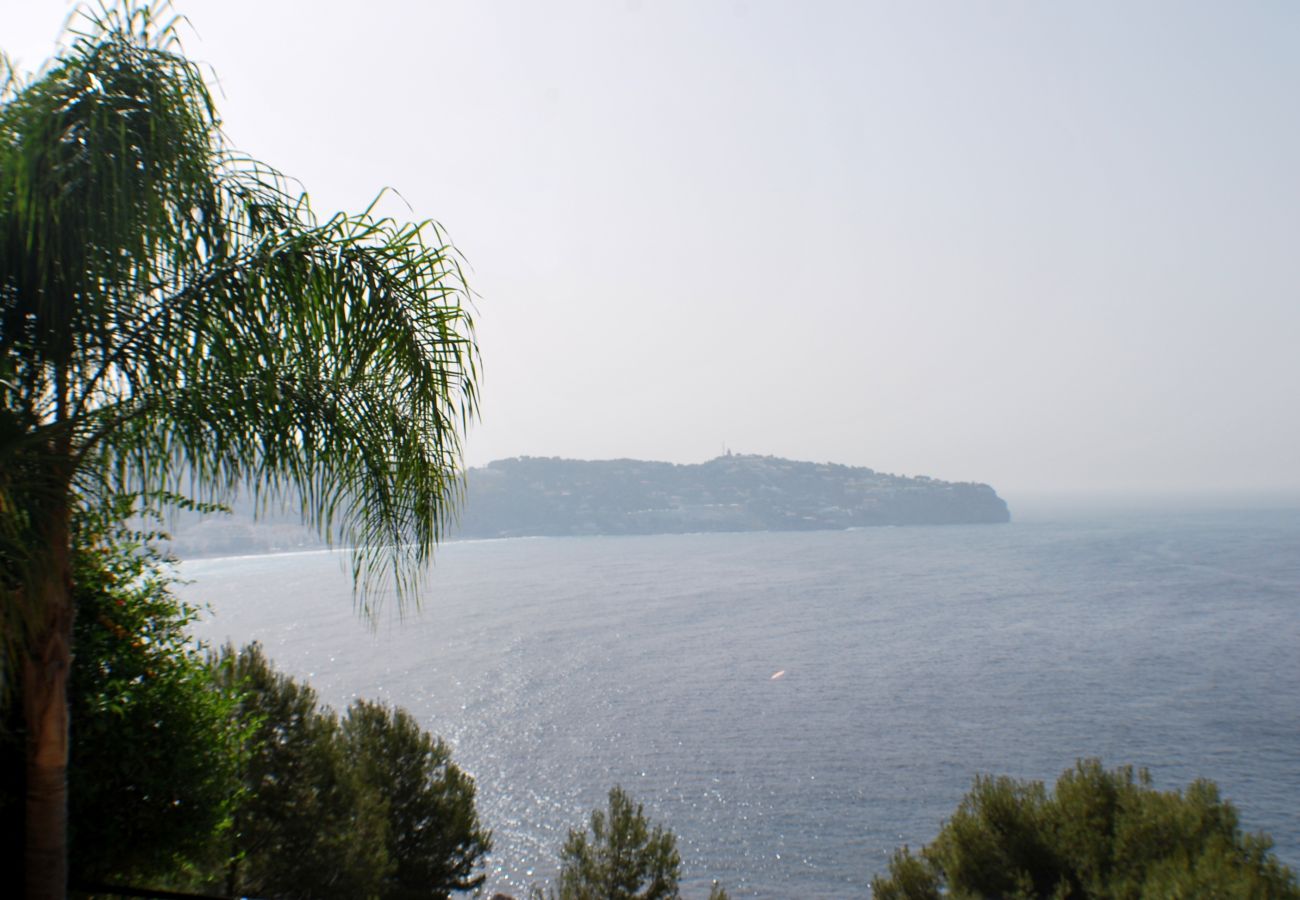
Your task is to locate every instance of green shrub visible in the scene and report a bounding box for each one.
[215,645,490,899]
[872,759,1300,899]
[214,643,391,899]
[555,786,682,900]
[1,504,245,887]
[342,699,492,899]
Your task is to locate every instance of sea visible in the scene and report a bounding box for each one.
[181,505,1300,898]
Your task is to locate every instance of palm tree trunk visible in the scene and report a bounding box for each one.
[23,500,73,900]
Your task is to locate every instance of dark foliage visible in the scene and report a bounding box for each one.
[1,501,243,886]
[343,700,492,899]
[214,645,489,899]
[214,644,391,898]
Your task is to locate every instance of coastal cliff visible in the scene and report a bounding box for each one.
[162,455,1010,556]
[453,454,1010,539]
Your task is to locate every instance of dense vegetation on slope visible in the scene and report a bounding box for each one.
[0,524,491,898]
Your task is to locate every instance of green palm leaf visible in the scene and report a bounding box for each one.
[1,3,480,893]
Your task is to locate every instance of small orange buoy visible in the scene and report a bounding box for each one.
[770,670,786,680]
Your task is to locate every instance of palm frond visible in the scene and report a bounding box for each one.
[0,0,480,684]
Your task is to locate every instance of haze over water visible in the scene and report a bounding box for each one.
[10,1,1299,496]
[185,506,1300,898]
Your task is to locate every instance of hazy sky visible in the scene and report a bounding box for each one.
[7,1,1299,495]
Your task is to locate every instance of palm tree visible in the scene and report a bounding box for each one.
[0,4,480,896]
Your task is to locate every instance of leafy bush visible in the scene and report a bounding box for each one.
[872,759,1300,899]
[1,504,245,887]
[64,510,246,884]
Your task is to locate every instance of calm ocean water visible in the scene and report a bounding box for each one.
[182,508,1300,898]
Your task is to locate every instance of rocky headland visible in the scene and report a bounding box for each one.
[453,454,1010,539]
[164,454,1010,556]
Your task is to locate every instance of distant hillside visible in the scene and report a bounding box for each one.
[162,454,1009,557]
[453,454,1010,539]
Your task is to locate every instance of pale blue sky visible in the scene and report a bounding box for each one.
[7,1,1299,495]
